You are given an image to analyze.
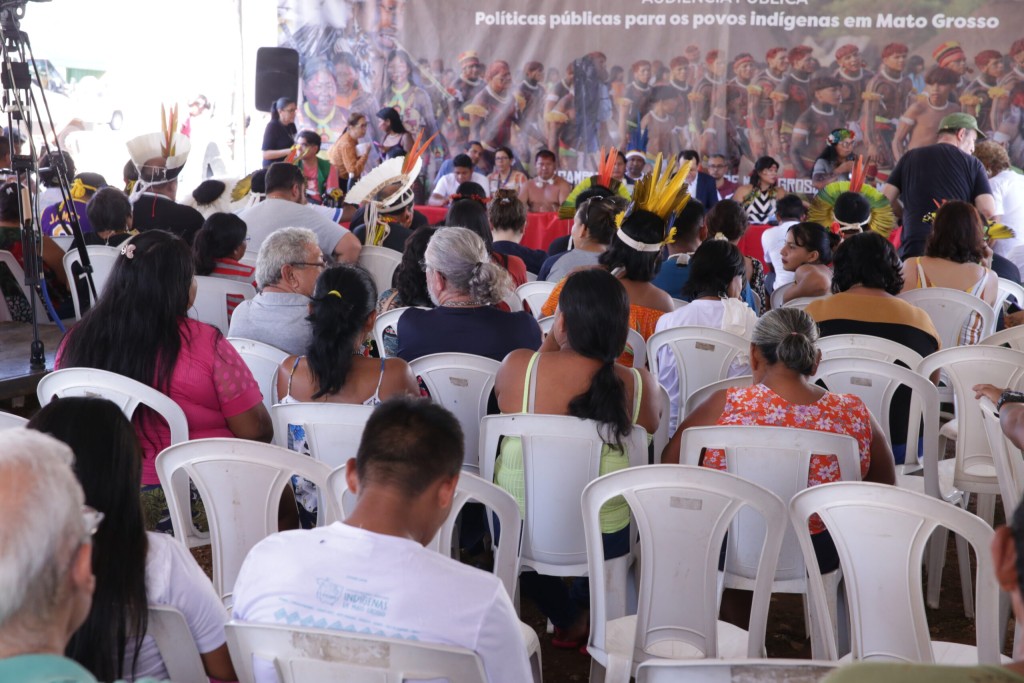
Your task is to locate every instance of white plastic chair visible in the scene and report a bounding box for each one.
[270,402,374,468]
[898,287,997,348]
[356,245,402,295]
[480,414,648,581]
[979,398,1024,522]
[410,352,499,474]
[324,468,544,681]
[537,315,555,336]
[0,249,32,312]
[503,289,524,312]
[0,410,27,428]
[671,298,687,310]
[50,235,74,252]
[782,295,827,311]
[980,326,1024,352]
[188,275,256,335]
[678,425,862,659]
[147,605,208,683]
[996,277,1024,312]
[790,482,1003,664]
[62,245,119,319]
[816,333,925,368]
[681,376,753,421]
[635,659,836,683]
[770,283,793,311]
[625,328,646,369]
[155,438,333,606]
[36,368,204,551]
[651,385,671,465]
[227,337,289,415]
[225,622,488,683]
[583,465,786,682]
[647,326,750,433]
[373,306,410,358]
[516,281,556,319]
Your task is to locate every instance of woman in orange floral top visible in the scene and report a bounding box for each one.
[663,308,895,573]
[540,197,675,364]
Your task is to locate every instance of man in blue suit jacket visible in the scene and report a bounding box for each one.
[679,149,719,210]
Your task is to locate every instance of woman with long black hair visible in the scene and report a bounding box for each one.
[27,397,235,682]
[262,96,298,167]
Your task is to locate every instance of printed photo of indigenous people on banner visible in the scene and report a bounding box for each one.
[277,0,1020,194]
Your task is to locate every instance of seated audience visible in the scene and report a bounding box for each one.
[349,182,424,251]
[664,308,895,624]
[493,269,660,648]
[293,129,333,203]
[429,153,490,206]
[654,240,757,431]
[488,189,547,274]
[446,186,528,287]
[128,133,205,245]
[779,221,838,303]
[377,227,435,356]
[239,162,360,264]
[229,227,322,356]
[807,232,940,464]
[706,199,766,312]
[84,187,134,247]
[0,430,112,682]
[396,226,541,362]
[519,149,571,212]
[540,194,625,283]
[759,194,806,295]
[232,397,532,683]
[57,230,272,531]
[651,198,706,298]
[192,212,255,318]
[27,398,234,682]
[41,172,107,237]
[900,200,998,345]
[487,146,528,194]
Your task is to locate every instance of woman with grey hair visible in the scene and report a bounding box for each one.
[395,226,542,361]
[663,307,894,576]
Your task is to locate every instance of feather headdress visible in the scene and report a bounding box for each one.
[807,156,895,238]
[126,105,191,192]
[614,154,691,251]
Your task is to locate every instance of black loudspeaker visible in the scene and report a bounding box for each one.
[254,47,300,113]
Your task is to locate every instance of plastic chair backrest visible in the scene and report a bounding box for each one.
[682,375,753,421]
[270,402,374,467]
[373,306,410,358]
[410,352,499,474]
[0,411,28,429]
[0,249,31,309]
[678,425,861,584]
[325,469,522,601]
[980,326,1024,352]
[480,413,648,576]
[770,283,793,311]
[516,281,556,319]
[671,298,687,310]
[625,328,647,369]
[790,482,1000,663]
[782,295,826,311]
[635,659,836,683]
[647,326,750,430]
[651,385,671,464]
[996,277,1024,312]
[225,621,487,683]
[537,315,555,335]
[50,235,74,252]
[357,245,402,295]
[816,333,925,368]
[979,398,1024,520]
[918,346,1024,493]
[898,287,996,348]
[227,337,289,415]
[62,245,120,319]
[584,465,785,661]
[147,605,208,683]
[154,438,333,605]
[502,290,523,312]
[811,357,940,488]
[187,275,256,335]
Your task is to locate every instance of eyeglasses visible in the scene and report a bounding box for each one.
[290,259,327,269]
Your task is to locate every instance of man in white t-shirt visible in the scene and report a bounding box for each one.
[975,140,1024,262]
[232,398,531,683]
[759,193,807,294]
[239,162,361,264]
[429,153,490,206]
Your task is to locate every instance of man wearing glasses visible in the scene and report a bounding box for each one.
[704,153,737,201]
[0,430,125,682]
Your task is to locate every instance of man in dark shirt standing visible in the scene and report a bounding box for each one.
[882,113,995,259]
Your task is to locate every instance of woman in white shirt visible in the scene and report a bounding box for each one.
[27,397,234,683]
[654,239,758,430]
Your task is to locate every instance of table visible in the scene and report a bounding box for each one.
[0,321,63,401]
[415,206,572,252]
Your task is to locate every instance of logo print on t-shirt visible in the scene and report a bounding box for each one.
[316,577,343,606]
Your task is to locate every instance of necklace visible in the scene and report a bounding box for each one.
[441,299,485,308]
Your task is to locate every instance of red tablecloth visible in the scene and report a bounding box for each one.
[415,206,571,252]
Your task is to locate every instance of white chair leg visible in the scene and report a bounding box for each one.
[589,660,607,683]
[977,493,996,528]
[954,531,975,619]
[927,526,950,609]
[530,648,543,683]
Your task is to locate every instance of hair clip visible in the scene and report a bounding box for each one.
[120,244,136,259]
[327,290,343,299]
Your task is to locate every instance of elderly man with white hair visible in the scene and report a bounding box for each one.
[0,430,103,681]
[228,226,322,355]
